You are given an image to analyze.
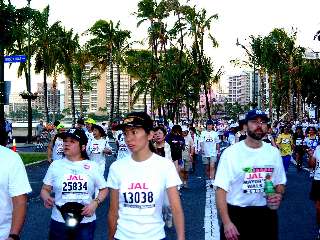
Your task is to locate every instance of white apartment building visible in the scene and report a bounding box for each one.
[228,72,251,105]
[64,64,150,117]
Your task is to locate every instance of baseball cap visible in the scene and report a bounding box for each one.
[56,124,65,130]
[60,128,88,145]
[181,125,189,132]
[116,112,153,131]
[245,109,269,122]
[84,118,96,124]
[206,119,215,125]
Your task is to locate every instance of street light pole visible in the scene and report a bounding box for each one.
[27,0,32,143]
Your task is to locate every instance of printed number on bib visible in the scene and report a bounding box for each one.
[121,182,156,216]
[62,174,89,200]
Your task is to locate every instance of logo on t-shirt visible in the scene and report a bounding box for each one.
[242,166,274,194]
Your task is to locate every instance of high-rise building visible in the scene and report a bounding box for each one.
[227,72,251,105]
[33,82,61,113]
[64,64,150,118]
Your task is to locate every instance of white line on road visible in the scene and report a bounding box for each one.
[204,180,220,240]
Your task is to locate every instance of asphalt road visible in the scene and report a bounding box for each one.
[21,153,317,240]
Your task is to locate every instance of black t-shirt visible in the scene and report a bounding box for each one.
[155,147,165,157]
[166,134,185,161]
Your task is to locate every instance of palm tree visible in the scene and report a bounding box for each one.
[0,1,16,129]
[183,6,218,118]
[86,19,121,122]
[113,28,131,119]
[32,6,62,123]
[59,28,80,124]
[72,47,94,117]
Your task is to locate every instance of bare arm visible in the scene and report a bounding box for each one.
[8,194,28,237]
[108,189,119,240]
[40,184,54,208]
[47,138,54,163]
[216,187,239,240]
[167,186,185,240]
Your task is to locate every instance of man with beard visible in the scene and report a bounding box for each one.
[215,109,286,240]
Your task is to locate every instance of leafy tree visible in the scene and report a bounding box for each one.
[32,6,62,123]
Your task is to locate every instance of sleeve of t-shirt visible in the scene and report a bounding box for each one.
[199,132,205,143]
[276,135,282,144]
[165,161,182,189]
[93,163,108,190]
[43,162,56,186]
[106,163,120,189]
[271,150,287,186]
[8,153,32,197]
[214,149,234,192]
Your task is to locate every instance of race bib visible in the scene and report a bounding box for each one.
[119,144,127,151]
[62,174,89,200]
[205,138,213,142]
[295,139,302,146]
[281,139,290,144]
[242,167,274,194]
[121,181,157,216]
[56,146,64,155]
[92,143,100,154]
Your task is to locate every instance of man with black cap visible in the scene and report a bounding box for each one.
[215,109,286,240]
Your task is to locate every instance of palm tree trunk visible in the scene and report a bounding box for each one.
[143,91,147,112]
[43,67,49,123]
[52,69,57,122]
[268,73,273,122]
[116,64,120,119]
[109,52,114,122]
[69,78,76,125]
[259,68,265,111]
[79,78,84,118]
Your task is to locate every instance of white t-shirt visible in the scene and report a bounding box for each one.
[0,146,32,239]
[200,130,220,157]
[214,141,286,207]
[313,146,320,180]
[106,154,181,240]
[116,131,131,160]
[182,135,194,161]
[87,138,111,164]
[52,137,64,161]
[43,158,107,223]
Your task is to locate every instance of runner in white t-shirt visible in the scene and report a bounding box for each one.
[87,124,112,175]
[115,130,131,160]
[107,112,185,240]
[309,145,320,239]
[200,119,220,187]
[40,128,108,240]
[0,132,32,240]
[215,109,286,240]
[47,124,66,163]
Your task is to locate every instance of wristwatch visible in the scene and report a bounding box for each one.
[9,234,20,240]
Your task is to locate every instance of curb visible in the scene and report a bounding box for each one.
[25,159,47,167]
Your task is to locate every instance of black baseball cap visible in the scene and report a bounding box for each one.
[116,112,153,131]
[60,128,88,145]
[245,109,269,122]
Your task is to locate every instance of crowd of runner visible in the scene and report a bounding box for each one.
[2,110,320,239]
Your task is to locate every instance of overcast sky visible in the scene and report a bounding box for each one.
[8,0,320,92]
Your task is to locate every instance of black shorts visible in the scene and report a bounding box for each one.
[220,204,278,240]
[310,180,320,201]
